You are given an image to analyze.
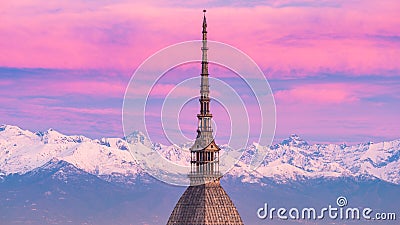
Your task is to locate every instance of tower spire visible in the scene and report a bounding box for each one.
[197,9,212,145]
[201,9,209,102]
[189,10,221,186]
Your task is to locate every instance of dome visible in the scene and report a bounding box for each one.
[167,181,244,225]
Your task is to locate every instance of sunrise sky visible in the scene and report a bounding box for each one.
[1,0,399,144]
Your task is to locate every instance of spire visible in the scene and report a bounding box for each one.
[189,10,221,185]
[198,9,211,138]
[202,9,207,33]
[200,9,209,107]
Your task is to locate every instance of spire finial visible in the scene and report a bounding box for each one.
[202,9,207,32]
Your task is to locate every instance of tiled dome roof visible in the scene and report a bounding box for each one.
[167,181,244,225]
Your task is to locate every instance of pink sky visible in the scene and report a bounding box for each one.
[0,0,399,144]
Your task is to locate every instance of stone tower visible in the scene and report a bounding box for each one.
[166,10,244,225]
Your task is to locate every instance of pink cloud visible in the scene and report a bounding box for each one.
[274,82,395,104]
[50,106,120,116]
[0,95,123,138]
[275,83,358,104]
[149,83,197,98]
[0,1,398,78]
[7,79,126,98]
[274,99,400,144]
[0,80,13,86]
[1,1,399,143]
[51,80,126,97]
[273,81,400,143]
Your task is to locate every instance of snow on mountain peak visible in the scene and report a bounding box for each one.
[280,134,309,147]
[124,130,150,146]
[1,125,400,185]
[0,124,36,138]
[35,128,91,144]
[0,124,17,131]
[0,126,140,179]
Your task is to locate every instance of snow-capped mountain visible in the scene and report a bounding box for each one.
[0,125,142,179]
[0,125,399,185]
[232,135,400,184]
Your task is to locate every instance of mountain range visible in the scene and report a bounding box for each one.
[0,124,399,225]
[1,124,399,185]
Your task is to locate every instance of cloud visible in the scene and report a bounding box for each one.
[273,80,400,143]
[0,95,123,138]
[275,83,359,104]
[0,1,399,78]
[0,68,127,98]
[274,81,400,105]
[1,1,400,143]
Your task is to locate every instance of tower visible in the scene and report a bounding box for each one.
[166,10,244,225]
[189,9,221,186]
